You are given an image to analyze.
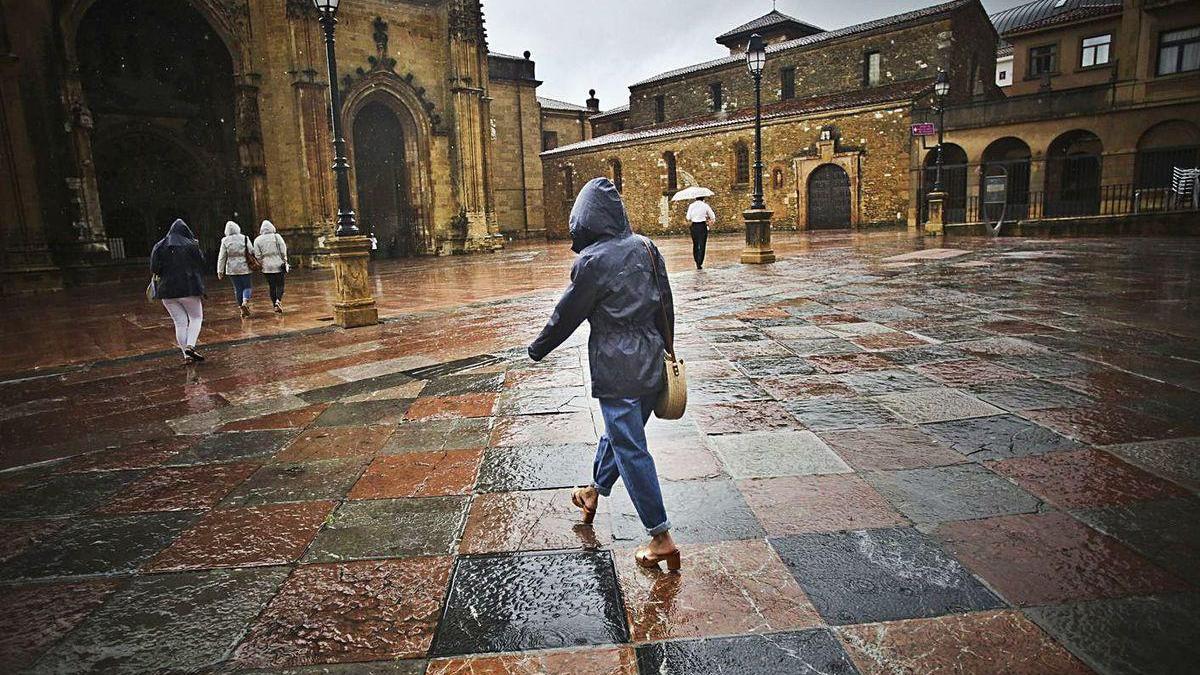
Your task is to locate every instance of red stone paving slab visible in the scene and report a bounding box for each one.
[427,646,638,674]
[56,437,194,473]
[459,489,610,554]
[807,353,894,374]
[405,393,498,421]
[1053,369,1191,404]
[98,462,259,513]
[644,435,725,482]
[614,539,821,642]
[914,359,1026,387]
[0,580,120,672]
[274,425,394,462]
[0,520,66,563]
[690,401,805,435]
[683,359,743,380]
[933,512,1191,607]
[349,449,482,499]
[757,376,856,400]
[739,475,909,535]
[808,313,862,325]
[145,500,334,571]
[1024,404,1198,446]
[737,306,790,319]
[837,609,1093,675]
[850,332,931,351]
[988,449,1190,509]
[218,404,329,431]
[232,556,453,668]
[818,426,966,471]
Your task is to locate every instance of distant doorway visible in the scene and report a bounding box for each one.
[807,164,851,229]
[352,102,415,258]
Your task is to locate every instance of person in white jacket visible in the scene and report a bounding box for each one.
[253,220,289,313]
[217,220,254,317]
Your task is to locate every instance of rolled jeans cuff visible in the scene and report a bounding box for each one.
[591,481,612,497]
[646,519,671,536]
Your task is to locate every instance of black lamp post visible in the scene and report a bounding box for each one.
[745,33,767,210]
[313,0,358,236]
[931,70,950,193]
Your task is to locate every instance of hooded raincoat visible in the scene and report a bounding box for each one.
[216,221,252,277]
[253,220,288,273]
[529,178,675,399]
[150,219,206,299]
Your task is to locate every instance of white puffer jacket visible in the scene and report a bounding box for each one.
[216,221,252,276]
[253,220,288,274]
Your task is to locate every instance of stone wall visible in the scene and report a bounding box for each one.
[541,109,590,151]
[543,102,916,239]
[489,76,544,237]
[627,18,955,129]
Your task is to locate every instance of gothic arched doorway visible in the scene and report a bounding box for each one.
[807,164,851,229]
[353,102,416,258]
[76,0,246,257]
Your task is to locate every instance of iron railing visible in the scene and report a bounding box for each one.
[959,182,1198,223]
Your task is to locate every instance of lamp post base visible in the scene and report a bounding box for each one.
[326,235,379,328]
[740,208,776,264]
[925,191,946,236]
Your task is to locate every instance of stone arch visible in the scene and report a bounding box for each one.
[921,143,968,223]
[341,72,437,255]
[1135,119,1200,188]
[1046,130,1103,216]
[980,136,1032,218]
[71,0,249,256]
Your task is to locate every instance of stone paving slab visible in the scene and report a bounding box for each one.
[864,463,1043,524]
[634,628,858,674]
[304,496,467,563]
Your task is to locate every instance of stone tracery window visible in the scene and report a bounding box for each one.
[663,151,677,192]
[610,158,623,192]
[734,142,750,185]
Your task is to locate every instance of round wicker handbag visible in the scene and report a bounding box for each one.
[642,239,687,419]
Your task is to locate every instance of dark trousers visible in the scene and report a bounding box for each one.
[264,272,285,304]
[690,222,708,269]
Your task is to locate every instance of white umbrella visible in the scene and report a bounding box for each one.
[671,186,715,202]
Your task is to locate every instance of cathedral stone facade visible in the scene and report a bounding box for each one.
[0,0,512,291]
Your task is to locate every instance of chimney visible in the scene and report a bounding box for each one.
[586,88,600,113]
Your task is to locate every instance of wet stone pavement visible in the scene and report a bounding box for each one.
[1,232,1199,674]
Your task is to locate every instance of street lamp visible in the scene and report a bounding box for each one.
[745,33,767,210]
[932,70,949,193]
[313,0,358,237]
[311,0,378,327]
[739,33,775,264]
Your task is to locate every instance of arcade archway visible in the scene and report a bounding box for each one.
[75,0,246,256]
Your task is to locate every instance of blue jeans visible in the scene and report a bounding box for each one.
[592,395,671,536]
[230,274,252,304]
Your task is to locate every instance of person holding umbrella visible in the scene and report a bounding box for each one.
[673,186,716,269]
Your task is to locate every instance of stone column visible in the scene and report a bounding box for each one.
[326,235,377,328]
[235,74,270,222]
[446,0,493,252]
[925,191,946,235]
[740,208,776,264]
[60,70,108,259]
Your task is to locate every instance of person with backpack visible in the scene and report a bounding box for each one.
[216,220,257,317]
[253,220,289,313]
[149,219,207,363]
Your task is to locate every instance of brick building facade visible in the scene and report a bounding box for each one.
[542,0,1002,239]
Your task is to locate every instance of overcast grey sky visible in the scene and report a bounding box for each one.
[486,0,1031,109]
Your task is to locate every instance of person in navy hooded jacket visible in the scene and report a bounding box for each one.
[529,177,680,571]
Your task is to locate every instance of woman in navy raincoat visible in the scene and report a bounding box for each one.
[529,177,680,571]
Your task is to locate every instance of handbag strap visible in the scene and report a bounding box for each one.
[641,237,674,356]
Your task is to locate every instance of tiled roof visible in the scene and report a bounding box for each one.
[715,10,823,41]
[544,78,934,157]
[997,42,1015,57]
[537,96,588,112]
[591,104,630,120]
[632,0,973,88]
[990,0,1120,35]
[1003,3,1121,34]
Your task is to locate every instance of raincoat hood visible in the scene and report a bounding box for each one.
[163,219,196,246]
[224,221,242,237]
[568,177,631,254]
[259,220,277,235]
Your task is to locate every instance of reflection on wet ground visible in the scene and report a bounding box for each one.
[1,232,1199,673]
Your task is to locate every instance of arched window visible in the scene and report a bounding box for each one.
[610,158,623,192]
[734,142,750,184]
[663,151,677,192]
